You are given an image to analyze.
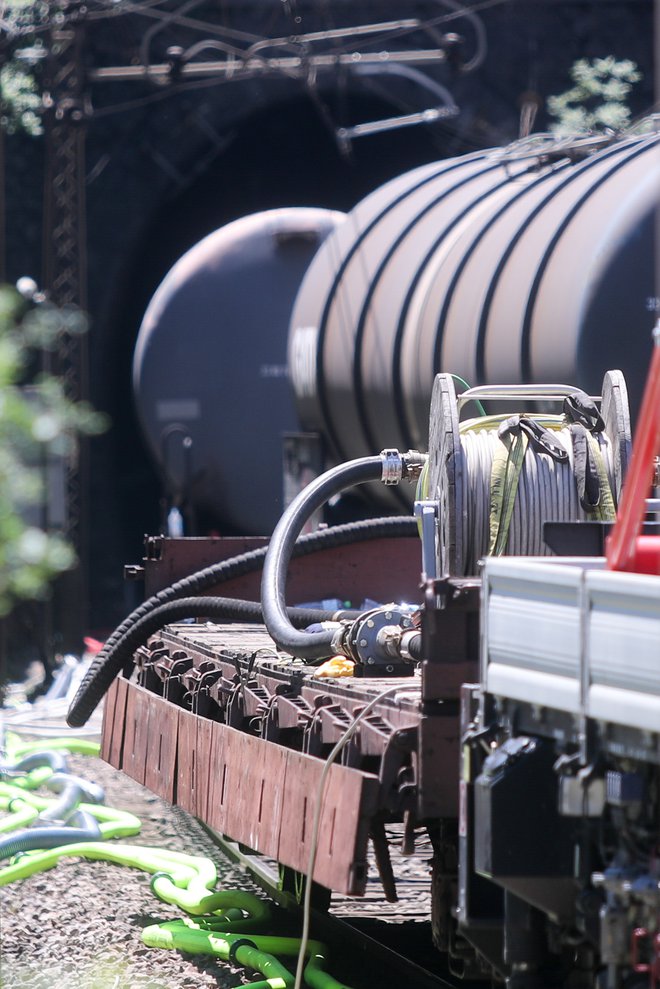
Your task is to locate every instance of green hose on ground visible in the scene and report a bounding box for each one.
[142,922,355,989]
[4,733,100,759]
[0,785,141,841]
[1,766,54,789]
[0,799,39,833]
[0,734,355,989]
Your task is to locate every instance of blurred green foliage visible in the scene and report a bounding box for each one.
[0,284,107,616]
[548,57,642,137]
[0,0,50,135]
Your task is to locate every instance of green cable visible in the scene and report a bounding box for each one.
[450,373,487,417]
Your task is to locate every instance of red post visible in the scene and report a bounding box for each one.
[606,324,660,573]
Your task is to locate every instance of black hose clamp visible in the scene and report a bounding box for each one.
[227,937,258,963]
[150,871,174,893]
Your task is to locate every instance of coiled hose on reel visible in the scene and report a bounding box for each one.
[427,370,631,577]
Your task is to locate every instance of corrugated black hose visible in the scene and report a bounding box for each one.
[68,597,359,728]
[67,515,418,727]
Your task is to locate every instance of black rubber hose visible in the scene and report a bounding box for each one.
[67,512,417,728]
[261,457,394,660]
[68,595,359,728]
[83,515,414,679]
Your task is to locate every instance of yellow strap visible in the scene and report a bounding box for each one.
[488,430,529,556]
[585,432,616,521]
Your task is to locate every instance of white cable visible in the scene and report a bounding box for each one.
[294,683,418,989]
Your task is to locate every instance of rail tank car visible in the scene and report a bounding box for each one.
[133,206,345,535]
[289,130,659,462]
[134,131,660,532]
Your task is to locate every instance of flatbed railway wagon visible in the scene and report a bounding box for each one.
[69,330,660,988]
[69,126,660,989]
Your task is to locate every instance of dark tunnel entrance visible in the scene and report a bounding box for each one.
[89,92,473,631]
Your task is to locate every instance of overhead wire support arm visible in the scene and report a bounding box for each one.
[88,48,448,84]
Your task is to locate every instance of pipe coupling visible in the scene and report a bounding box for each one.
[380,449,427,485]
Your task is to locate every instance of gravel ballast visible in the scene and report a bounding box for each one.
[0,750,271,989]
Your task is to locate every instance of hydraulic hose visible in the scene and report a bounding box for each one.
[67,596,359,729]
[4,750,68,774]
[4,735,100,759]
[261,453,425,660]
[0,799,39,833]
[67,515,417,728]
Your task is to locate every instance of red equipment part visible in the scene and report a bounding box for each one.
[606,324,660,574]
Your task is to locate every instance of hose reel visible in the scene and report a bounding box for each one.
[425,371,631,577]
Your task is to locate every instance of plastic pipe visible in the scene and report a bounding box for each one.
[2,766,54,790]
[0,842,204,886]
[152,874,272,921]
[39,772,105,823]
[5,750,68,774]
[4,734,100,759]
[0,800,39,833]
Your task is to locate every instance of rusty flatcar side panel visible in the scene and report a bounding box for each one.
[143,693,179,803]
[177,708,213,820]
[100,678,119,764]
[113,680,379,896]
[120,683,153,786]
[108,676,129,770]
[278,750,378,894]
[206,724,287,863]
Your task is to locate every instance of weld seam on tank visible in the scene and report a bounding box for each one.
[323,156,494,464]
[470,138,643,383]
[519,134,660,382]
[428,157,572,393]
[314,151,490,462]
[351,160,505,469]
[388,158,549,451]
